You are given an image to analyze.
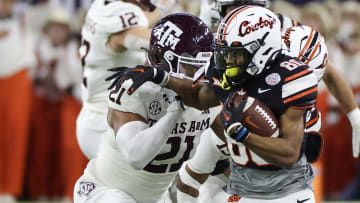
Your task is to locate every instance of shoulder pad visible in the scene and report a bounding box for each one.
[277,55,318,108]
[108,79,159,118]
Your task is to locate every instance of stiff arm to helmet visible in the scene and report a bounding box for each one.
[106,13,214,95]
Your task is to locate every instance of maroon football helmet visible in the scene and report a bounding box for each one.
[148,13,214,79]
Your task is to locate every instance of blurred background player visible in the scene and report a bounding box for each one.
[0,0,35,202]
[73,13,222,203]
[26,9,85,202]
[76,0,167,159]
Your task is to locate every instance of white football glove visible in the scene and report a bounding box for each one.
[347,108,360,158]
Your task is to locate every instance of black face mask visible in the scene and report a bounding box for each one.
[214,43,253,89]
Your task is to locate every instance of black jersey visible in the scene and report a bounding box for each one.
[208,54,318,120]
[208,54,317,172]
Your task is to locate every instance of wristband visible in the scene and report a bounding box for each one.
[347,108,360,127]
[227,123,250,142]
[159,71,169,86]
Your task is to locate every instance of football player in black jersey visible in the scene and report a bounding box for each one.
[213,0,360,159]
[108,6,321,202]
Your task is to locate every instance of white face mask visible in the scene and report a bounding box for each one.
[164,50,213,80]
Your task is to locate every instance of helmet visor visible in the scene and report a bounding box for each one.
[214,44,252,73]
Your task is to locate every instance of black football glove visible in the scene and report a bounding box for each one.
[106,65,169,95]
[220,92,250,142]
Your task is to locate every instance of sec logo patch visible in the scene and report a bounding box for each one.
[149,101,161,115]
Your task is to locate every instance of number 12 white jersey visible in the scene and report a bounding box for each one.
[79,0,149,112]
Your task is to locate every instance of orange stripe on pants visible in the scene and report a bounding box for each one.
[0,70,32,197]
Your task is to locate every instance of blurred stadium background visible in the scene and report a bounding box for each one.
[0,0,359,202]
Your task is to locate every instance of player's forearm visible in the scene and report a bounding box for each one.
[244,134,300,169]
[109,26,151,52]
[323,63,358,114]
[166,77,219,110]
[116,111,181,170]
[243,108,305,169]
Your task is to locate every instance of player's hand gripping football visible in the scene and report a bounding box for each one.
[220,93,249,142]
[106,65,169,95]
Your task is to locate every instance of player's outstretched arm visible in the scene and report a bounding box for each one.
[323,62,358,114]
[107,97,185,170]
[107,66,220,110]
[322,62,360,158]
[166,76,220,110]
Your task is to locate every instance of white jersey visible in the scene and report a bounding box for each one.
[84,81,221,203]
[199,0,220,32]
[79,0,149,112]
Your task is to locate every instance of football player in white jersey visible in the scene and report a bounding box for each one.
[77,0,165,159]
[73,13,223,203]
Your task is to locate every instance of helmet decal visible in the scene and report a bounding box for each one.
[214,6,282,88]
[153,21,183,50]
[282,28,295,48]
[239,17,276,37]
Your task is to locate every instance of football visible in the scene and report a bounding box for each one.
[229,92,279,137]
